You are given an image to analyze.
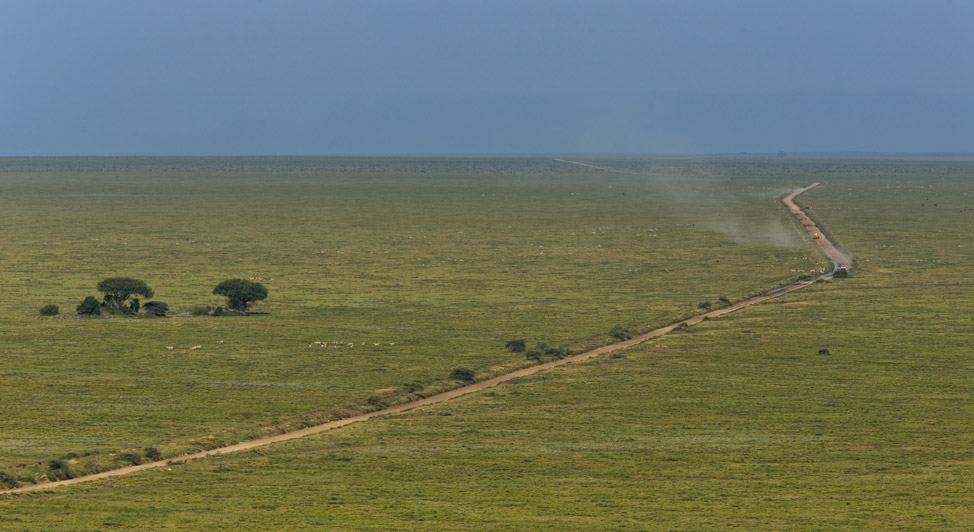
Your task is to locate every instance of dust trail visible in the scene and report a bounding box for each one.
[555,158,800,248]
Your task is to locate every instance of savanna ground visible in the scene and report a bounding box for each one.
[1,156,972,530]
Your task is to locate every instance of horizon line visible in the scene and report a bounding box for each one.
[3,151,974,158]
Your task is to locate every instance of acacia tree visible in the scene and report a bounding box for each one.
[97,277,154,310]
[213,279,267,312]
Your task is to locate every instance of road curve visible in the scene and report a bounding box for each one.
[782,183,852,273]
[1,180,846,495]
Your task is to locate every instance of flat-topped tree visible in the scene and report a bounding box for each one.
[97,277,153,310]
[213,279,268,312]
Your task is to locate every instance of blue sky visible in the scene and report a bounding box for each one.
[2,1,972,155]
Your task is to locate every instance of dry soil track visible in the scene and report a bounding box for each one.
[782,183,852,271]
[1,180,847,495]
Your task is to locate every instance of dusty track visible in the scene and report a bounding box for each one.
[782,183,852,271]
[553,158,644,175]
[1,181,845,495]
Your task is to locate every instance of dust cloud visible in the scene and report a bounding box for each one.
[577,158,803,248]
[652,171,802,248]
[557,157,803,248]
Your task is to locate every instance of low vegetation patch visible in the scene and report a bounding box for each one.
[46,459,74,481]
[75,296,101,316]
[116,452,144,466]
[609,325,633,341]
[505,339,526,353]
[0,470,17,489]
[143,301,169,317]
[143,447,162,462]
[449,367,476,382]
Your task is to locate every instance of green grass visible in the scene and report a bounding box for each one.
[0,156,820,471]
[2,156,972,530]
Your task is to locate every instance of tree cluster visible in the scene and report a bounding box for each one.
[49,277,268,318]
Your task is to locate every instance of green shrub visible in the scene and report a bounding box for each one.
[143,447,162,462]
[212,306,224,316]
[449,366,476,382]
[718,296,731,305]
[47,459,74,480]
[367,395,384,407]
[403,381,424,393]
[833,269,849,278]
[543,346,566,359]
[76,296,102,316]
[698,301,712,310]
[82,459,106,474]
[117,452,143,466]
[609,325,633,341]
[39,304,59,316]
[818,348,831,355]
[0,470,18,489]
[191,305,212,316]
[143,301,169,317]
[525,350,543,362]
[505,339,526,352]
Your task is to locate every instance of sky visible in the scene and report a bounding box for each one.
[2,1,973,155]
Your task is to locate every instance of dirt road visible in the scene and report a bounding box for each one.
[1,180,846,495]
[552,158,644,175]
[782,183,852,272]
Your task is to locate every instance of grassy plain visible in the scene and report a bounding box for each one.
[0,156,818,475]
[2,156,972,530]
